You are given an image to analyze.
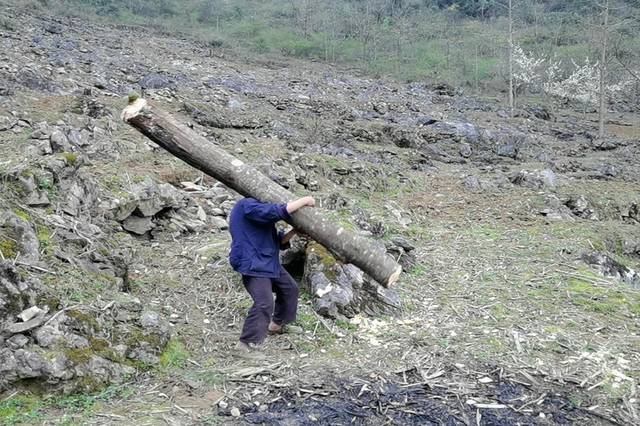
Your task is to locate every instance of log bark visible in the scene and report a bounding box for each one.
[121,99,402,287]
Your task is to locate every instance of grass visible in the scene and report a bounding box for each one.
[160,339,190,369]
[0,385,135,426]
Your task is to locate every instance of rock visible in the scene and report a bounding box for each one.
[510,169,556,189]
[139,311,161,328]
[117,180,185,221]
[463,175,482,190]
[390,236,415,253]
[459,143,472,158]
[429,121,480,144]
[18,306,45,322]
[582,252,640,288]
[25,190,51,207]
[0,116,17,131]
[598,164,617,178]
[0,211,40,262]
[34,325,65,348]
[211,216,229,230]
[50,129,72,152]
[564,196,598,220]
[497,143,518,159]
[6,334,29,350]
[67,129,90,147]
[122,216,155,235]
[301,243,401,319]
[139,73,172,89]
[5,314,46,334]
[45,23,64,34]
[526,106,553,121]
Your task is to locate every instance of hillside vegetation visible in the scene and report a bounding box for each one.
[20,0,640,92]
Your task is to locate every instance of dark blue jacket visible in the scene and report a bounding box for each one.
[228,198,292,278]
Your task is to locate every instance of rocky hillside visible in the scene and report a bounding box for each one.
[1,2,639,425]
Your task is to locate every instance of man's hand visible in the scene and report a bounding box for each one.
[286,196,316,214]
[301,196,315,207]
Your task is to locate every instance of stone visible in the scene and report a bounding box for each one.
[510,169,556,189]
[122,216,155,235]
[5,314,46,334]
[139,311,160,328]
[50,130,71,152]
[526,106,552,121]
[211,216,229,230]
[598,164,617,178]
[301,243,401,319]
[497,143,518,159]
[139,73,172,89]
[119,181,185,220]
[391,236,415,253]
[26,190,50,207]
[459,143,472,158]
[0,116,17,131]
[463,175,482,190]
[6,334,29,350]
[67,129,90,147]
[34,325,65,348]
[0,211,40,262]
[582,252,640,288]
[564,196,598,220]
[18,306,45,322]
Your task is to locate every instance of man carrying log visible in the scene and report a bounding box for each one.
[229,196,315,353]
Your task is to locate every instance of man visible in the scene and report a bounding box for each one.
[228,196,315,353]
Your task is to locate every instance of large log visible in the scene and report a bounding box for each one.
[121,99,402,287]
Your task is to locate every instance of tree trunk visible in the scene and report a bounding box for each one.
[121,99,402,287]
[598,0,609,139]
[508,0,514,117]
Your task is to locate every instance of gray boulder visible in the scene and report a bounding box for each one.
[301,243,401,319]
[0,211,40,263]
[510,169,557,189]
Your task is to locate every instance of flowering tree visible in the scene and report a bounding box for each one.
[543,59,629,112]
[512,44,545,93]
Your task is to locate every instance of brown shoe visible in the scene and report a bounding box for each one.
[236,341,266,359]
[268,324,303,335]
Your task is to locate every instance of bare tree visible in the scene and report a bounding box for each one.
[598,0,609,139]
[508,0,514,117]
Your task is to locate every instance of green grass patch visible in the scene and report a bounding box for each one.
[0,385,135,426]
[160,339,189,369]
[567,275,640,316]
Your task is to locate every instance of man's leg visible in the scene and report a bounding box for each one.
[271,266,299,327]
[239,275,274,345]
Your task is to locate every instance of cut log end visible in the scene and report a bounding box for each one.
[386,265,403,287]
[121,98,148,122]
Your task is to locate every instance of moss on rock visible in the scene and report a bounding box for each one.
[65,347,94,365]
[0,238,18,259]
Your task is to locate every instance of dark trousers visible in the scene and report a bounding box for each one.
[239,266,299,344]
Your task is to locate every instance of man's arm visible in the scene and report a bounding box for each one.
[243,196,315,224]
[286,196,315,214]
